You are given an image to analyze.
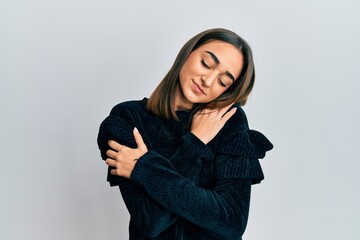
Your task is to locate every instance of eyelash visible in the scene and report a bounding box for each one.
[201,59,226,88]
[218,79,226,87]
[201,59,210,69]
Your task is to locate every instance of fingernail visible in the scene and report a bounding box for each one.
[134,127,138,133]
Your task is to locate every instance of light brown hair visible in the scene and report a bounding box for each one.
[147,28,255,120]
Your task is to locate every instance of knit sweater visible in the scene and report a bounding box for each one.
[97,98,273,240]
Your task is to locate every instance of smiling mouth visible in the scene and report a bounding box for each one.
[192,80,206,95]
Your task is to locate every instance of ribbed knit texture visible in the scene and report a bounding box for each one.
[97,98,273,240]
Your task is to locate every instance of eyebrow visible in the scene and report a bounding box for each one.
[205,51,235,82]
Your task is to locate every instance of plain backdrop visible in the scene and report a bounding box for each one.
[1,0,359,239]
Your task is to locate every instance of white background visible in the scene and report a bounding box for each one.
[1,0,359,239]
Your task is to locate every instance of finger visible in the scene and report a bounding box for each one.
[133,127,147,151]
[218,102,235,117]
[221,107,237,122]
[110,168,118,175]
[108,140,123,151]
[105,158,117,167]
[106,149,118,159]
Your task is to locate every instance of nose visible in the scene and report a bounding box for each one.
[201,74,217,88]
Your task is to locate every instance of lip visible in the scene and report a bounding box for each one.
[192,80,206,95]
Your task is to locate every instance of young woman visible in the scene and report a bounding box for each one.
[97,28,273,240]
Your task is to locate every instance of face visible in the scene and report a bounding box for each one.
[176,40,244,110]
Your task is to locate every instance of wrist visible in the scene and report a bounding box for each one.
[190,131,209,144]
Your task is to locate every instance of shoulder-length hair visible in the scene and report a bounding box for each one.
[147,28,255,120]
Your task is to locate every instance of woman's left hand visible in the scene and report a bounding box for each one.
[105,127,148,179]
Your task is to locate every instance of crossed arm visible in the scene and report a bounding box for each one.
[99,104,255,239]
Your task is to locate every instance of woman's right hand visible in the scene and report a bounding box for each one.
[191,103,237,144]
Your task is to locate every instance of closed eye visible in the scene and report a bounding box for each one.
[201,59,210,69]
[218,78,226,87]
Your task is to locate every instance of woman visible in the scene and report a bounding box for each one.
[97,28,273,239]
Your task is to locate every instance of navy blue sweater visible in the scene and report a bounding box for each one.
[97,98,273,239]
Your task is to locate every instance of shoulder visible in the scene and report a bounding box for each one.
[225,105,249,131]
[109,98,147,117]
[216,105,273,159]
[97,99,147,154]
[99,98,147,134]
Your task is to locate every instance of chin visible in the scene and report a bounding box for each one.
[183,91,202,104]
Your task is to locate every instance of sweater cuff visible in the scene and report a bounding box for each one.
[168,132,213,181]
[178,132,214,162]
[130,150,166,186]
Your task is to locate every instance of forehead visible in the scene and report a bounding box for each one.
[196,40,240,54]
[195,40,244,78]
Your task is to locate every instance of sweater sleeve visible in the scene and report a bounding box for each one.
[168,131,214,182]
[130,129,273,240]
[97,115,173,237]
[97,105,214,237]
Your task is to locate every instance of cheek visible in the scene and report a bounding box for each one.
[181,57,199,76]
[179,66,187,83]
[209,87,227,99]
[179,59,192,76]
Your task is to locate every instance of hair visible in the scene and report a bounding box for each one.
[147,28,255,120]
